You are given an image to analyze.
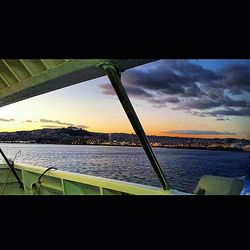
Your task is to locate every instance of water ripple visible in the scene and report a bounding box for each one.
[1,144,250,193]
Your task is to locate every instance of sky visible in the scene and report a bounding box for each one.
[0,59,249,139]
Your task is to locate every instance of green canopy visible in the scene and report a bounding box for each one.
[0,59,154,107]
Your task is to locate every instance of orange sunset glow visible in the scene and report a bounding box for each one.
[0,60,249,140]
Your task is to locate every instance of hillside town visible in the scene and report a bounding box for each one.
[0,126,249,152]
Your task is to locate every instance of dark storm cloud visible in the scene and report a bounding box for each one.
[0,118,15,122]
[219,63,250,94]
[180,83,203,97]
[122,60,222,96]
[164,97,180,103]
[168,60,222,82]
[100,83,180,108]
[165,130,236,135]
[222,96,247,108]
[174,96,248,111]
[123,62,192,90]
[174,98,222,110]
[100,83,153,98]
[204,108,250,117]
[122,60,204,97]
[100,60,250,118]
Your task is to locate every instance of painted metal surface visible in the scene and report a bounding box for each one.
[100,62,169,190]
[0,59,155,107]
[0,163,188,195]
[193,175,243,195]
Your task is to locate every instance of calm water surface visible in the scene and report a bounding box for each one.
[1,143,250,193]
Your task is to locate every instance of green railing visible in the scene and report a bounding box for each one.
[0,163,187,195]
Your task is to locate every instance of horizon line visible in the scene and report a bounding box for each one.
[0,127,248,141]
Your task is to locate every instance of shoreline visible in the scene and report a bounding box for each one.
[0,141,249,153]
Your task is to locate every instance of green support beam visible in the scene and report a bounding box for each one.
[99,62,169,190]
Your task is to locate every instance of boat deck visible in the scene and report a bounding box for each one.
[0,163,188,195]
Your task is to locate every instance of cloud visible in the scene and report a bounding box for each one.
[219,63,250,94]
[121,59,222,96]
[0,118,15,122]
[40,119,74,126]
[100,84,115,96]
[164,130,236,135]
[174,96,248,111]
[188,111,206,117]
[122,60,203,97]
[42,125,63,128]
[100,83,153,98]
[216,118,227,121]
[204,108,250,117]
[40,118,88,129]
[100,59,250,118]
[42,124,88,129]
[174,98,222,110]
[76,125,88,129]
[164,97,180,103]
[23,120,32,123]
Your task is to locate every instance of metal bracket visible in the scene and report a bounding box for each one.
[97,62,123,79]
[97,62,124,72]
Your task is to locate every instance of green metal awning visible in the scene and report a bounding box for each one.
[0,59,155,107]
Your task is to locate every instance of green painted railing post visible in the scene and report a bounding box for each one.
[0,148,23,189]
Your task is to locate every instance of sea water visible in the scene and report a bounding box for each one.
[0,143,250,194]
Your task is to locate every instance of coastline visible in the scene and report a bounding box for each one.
[0,141,249,153]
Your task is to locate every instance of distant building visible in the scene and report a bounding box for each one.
[109,133,112,142]
[230,143,241,149]
[67,126,81,131]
